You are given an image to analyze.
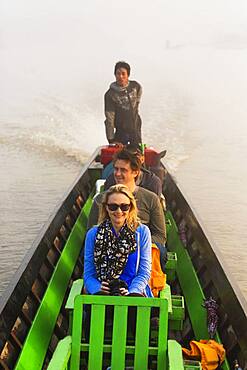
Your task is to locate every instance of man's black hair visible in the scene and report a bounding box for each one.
[113,148,142,171]
[114,61,131,76]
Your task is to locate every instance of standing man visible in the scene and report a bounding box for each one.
[104,61,142,147]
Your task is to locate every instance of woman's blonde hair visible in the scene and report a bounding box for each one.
[98,184,140,231]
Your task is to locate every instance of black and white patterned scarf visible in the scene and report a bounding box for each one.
[94,219,137,282]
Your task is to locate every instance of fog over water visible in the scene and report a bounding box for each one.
[1,0,247,299]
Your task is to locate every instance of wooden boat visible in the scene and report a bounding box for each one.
[0,146,246,370]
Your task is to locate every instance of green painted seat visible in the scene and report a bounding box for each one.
[166,252,177,282]
[66,280,184,326]
[167,340,202,370]
[159,284,185,331]
[48,294,169,370]
[66,278,84,333]
[66,280,185,333]
[95,178,106,195]
[184,360,202,370]
[168,340,184,370]
[169,295,185,330]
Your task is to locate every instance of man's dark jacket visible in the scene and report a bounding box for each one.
[104,80,142,146]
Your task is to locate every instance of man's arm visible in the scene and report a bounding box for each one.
[128,225,151,294]
[149,194,166,245]
[141,170,162,196]
[137,83,142,105]
[135,188,166,245]
[151,174,162,197]
[104,92,115,143]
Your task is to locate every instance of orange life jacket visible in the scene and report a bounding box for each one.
[149,243,166,297]
[182,340,226,370]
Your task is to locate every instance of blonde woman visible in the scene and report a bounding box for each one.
[84,184,152,296]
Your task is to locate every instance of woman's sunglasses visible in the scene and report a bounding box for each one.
[107,203,131,212]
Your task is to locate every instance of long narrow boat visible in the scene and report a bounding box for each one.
[0,146,246,370]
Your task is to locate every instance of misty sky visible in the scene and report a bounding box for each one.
[1,0,247,49]
[1,0,247,95]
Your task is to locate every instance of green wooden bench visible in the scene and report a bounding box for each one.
[168,340,184,370]
[166,252,177,282]
[184,360,202,370]
[66,279,185,334]
[160,284,185,331]
[167,340,202,370]
[48,294,169,370]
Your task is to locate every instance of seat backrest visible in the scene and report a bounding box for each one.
[70,295,168,370]
[94,179,106,197]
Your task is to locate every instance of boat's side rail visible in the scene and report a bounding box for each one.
[13,196,93,370]
[0,149,102,370]
[163,169,247,368]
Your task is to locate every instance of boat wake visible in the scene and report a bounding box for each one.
[0,95,106,164]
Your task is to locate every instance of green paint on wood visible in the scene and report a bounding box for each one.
[47,336,71,370]
[111,305,128,369]
[134,306,151,369]
[15,196,93,370]
[168,340,184,370]
[166,211,230,370]
[69,294,168,370]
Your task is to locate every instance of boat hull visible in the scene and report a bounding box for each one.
[0,147,246,369]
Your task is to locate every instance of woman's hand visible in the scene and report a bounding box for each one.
[100,281,110,294]
[119,287,129,296]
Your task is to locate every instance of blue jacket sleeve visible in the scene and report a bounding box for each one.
[128,225,152,294]
[83,227,102,294]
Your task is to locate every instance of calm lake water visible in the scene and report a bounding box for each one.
[1,0,247,301]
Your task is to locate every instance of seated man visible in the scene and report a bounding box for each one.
[104,146,163,197]
[87,148,167,272]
